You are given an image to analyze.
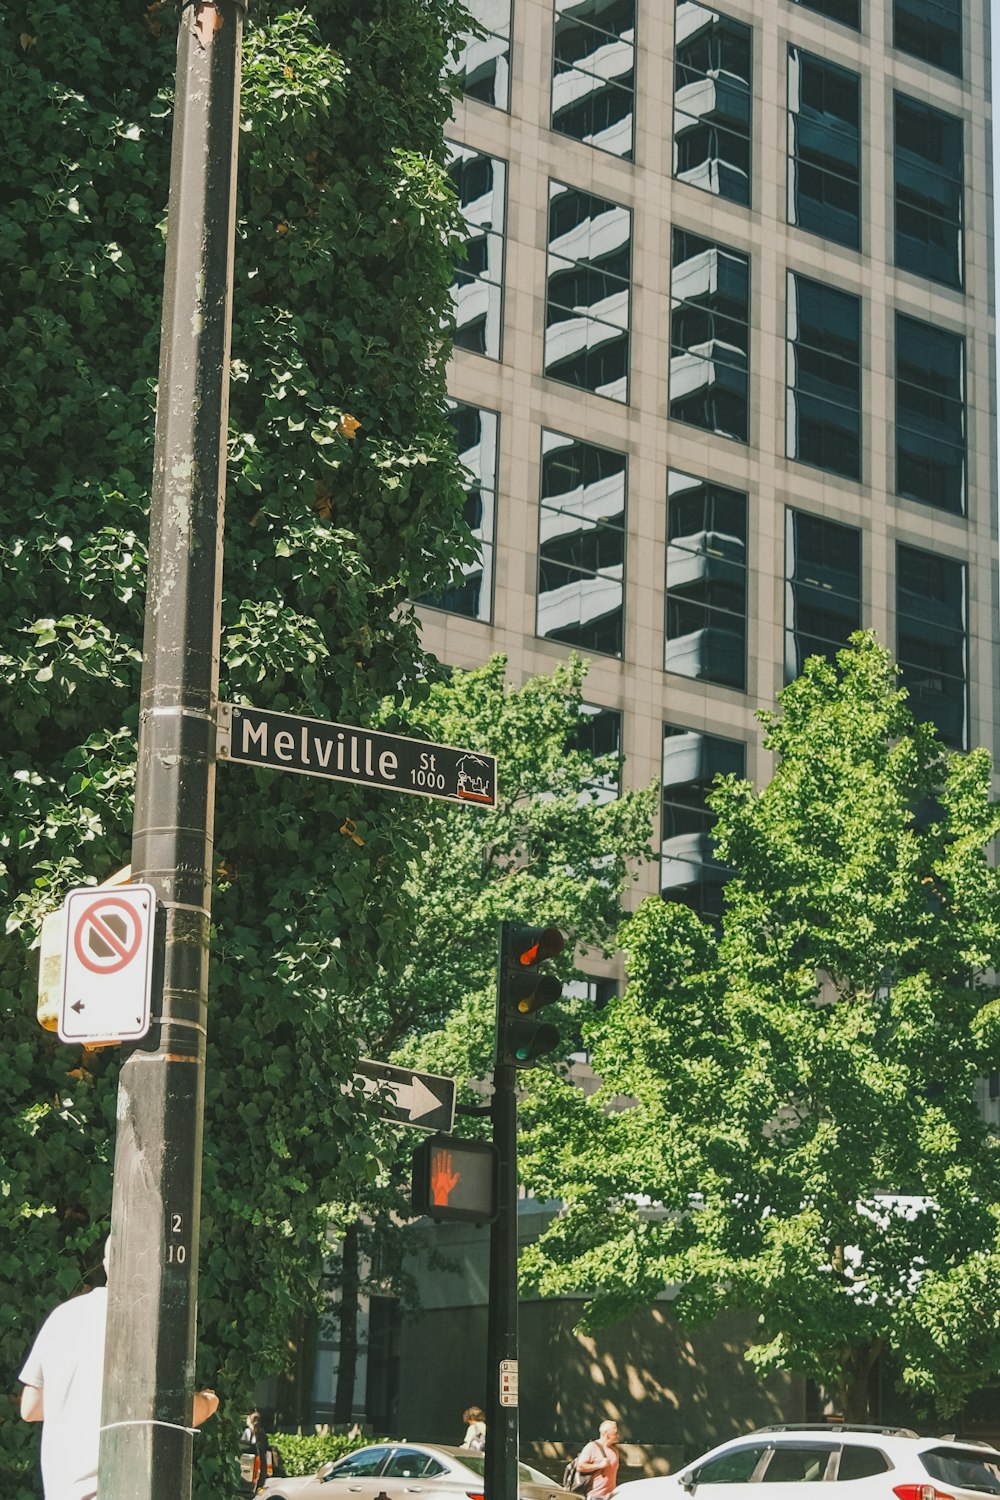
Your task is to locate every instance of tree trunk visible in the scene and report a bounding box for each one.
[334,1220,361,1425]
[835,1340,883,1422]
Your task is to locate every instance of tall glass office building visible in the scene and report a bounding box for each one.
[423,0,998,930]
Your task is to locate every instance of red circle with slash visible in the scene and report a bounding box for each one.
[72,896,145,975]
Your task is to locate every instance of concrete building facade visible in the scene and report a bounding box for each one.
[308,0,1000,1460]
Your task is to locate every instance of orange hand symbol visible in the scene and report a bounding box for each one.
[430,1150,460,1206]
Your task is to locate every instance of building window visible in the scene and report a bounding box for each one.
[784,510,861,682]
[670,229,750,442]
[447,144,506,360]
[894,94,963,289]
[786,272,861,481]
[419,402,498,622]
[672,1,752,207]
[665,470,747,691]
[895,313,966,515]
[791,0,860,29]
[896,544,968,750]
[552,0,636,160]
[787,47,860,251]
[447,0,512,109]
[545,181,632,402]
[894,0,962,76]
[537,429,626,656]
[572,703,623,802]
[661,725,745,922]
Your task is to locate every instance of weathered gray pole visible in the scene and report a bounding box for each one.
[99,4,245,1497]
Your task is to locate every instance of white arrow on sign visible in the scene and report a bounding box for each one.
[345,1059,456,1134]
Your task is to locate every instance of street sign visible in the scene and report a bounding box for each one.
[59,884,156,1045]
[349,1059,456,1134]
[412,1135,498,1223]
[499,1358,518,1408]
[217,702,497,809]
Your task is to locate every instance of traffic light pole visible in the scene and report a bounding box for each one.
[485,1058,519,1500]
[99,5,244,1498]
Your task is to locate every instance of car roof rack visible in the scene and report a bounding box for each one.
[755,1425,920,1439]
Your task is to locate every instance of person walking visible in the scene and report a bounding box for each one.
[19,1238,219,1500]
[461,1405,487,1451]
[575,1420,621,1498]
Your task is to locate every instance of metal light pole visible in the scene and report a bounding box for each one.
[485,1068,520,1500]
[99,5,245,1497]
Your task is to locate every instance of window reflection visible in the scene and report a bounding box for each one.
[786,273,861,481]
[552,0,635,160]
[894,94,963,289]
[670,229,750,442]
[784,510,861,682]
[787,47,860,251]
[419,402,498,622]
[447,143,507,360]
[545,181,632,401]
[447,0,512,109]
[895,314,966,515]
[661,725,745,922]
[666,470,747,690]
[896,544,968,750]
[537,429,626,656]
[792,0,859,28]
[673,0,752,206]
[571,703,623,803]
[894,0,962,77]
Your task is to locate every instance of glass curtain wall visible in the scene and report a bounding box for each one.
[673,0,752,205]
[552,0,636,158]
[447,144,507,359]
[784,510,861,681]
[665,470,748,690]
[537,429,627,655]
[670,229,750,441]
[544,181,632,400]
[787,47,861,250]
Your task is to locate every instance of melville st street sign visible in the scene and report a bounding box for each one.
[217,702,497,809]
[348,1059,457,1135]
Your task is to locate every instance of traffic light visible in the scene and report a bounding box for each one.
[496,920,566,1068]
[412,1135,498,1223]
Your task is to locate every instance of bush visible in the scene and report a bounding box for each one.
[270,1432,397,1479]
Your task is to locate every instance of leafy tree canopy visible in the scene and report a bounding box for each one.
[520,634,1000,1421]
[1,1,470,1494]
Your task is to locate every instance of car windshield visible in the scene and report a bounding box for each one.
[920,1450,1000,1496]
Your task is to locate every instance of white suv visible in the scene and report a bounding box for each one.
[614,1425,1000,1500]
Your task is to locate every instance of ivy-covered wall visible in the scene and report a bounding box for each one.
[0,2,469,1494]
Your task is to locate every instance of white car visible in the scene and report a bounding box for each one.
[614,1425,1000,1500]
[261,1441,569,1500]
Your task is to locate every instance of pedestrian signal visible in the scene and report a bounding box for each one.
[411,1136,498,1224]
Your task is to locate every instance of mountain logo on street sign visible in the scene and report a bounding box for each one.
[217,703,497,810]
[346,1059,456,1135]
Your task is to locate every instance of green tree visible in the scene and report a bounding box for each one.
[520,634,1000,1421]
[315,654,655,1415]
[1,2,468,1495]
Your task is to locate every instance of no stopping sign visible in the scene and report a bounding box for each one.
[59,884,156,1045]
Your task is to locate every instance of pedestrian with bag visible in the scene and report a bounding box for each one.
[461,1405,487,1451]
[565,1420,620,1498]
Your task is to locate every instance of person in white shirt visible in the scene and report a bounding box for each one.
[19,1239,219,1500]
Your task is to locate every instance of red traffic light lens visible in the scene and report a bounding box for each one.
[515,926,565,967]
